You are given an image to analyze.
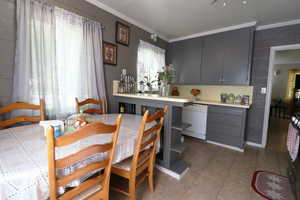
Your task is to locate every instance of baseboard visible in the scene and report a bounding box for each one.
[155,165,189,180]
[206,140,244,152]
[245,141,264,148]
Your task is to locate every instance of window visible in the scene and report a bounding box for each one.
[137,40,166,90]
[13,1,106,119]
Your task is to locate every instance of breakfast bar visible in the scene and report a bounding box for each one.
[114,93,193,179]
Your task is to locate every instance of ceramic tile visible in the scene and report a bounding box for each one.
[110,131,288,200]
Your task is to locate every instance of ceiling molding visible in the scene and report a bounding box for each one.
[256,19,300,31]
[85,0,169,41]
[274,61,300,65]
[169,21,257,43]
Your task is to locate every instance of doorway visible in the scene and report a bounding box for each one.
[262,44,300,149]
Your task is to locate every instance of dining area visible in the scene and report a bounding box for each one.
[0,98,167,200]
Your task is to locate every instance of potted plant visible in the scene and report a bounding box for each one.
[158,65,176,96]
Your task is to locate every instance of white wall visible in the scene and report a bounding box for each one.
[271,64,300,101]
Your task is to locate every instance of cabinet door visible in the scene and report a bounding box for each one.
[201,33,224,85]
[222,28,253,85]
[206,106,246,148]
[169,38,202,84]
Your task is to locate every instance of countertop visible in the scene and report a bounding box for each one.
[113,93,251,109]
[193,100,250,109]
[113,93,192,103]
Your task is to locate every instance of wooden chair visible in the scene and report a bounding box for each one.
[46,115,122,200]
[0,99,45,128]
[75,98,107,114]
[111,106,167,200]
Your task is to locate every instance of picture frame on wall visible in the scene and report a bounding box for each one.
[103,42,117,65]
[116,21,130,46]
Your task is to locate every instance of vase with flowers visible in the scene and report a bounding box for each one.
[158,65,176,96]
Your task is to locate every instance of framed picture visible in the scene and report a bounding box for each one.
[116,21,130,46]
[103,42,117,65]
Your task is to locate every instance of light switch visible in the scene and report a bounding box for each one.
[261,87,267,94]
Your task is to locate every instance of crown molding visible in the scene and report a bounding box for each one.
[169,21,257,43]
[256,18,300,31]
[84,0,169,41]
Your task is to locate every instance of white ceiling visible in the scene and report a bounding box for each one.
[88,0,300,41]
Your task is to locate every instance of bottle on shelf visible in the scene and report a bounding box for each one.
[120,103,125,113]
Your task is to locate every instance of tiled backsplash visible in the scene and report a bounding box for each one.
[171,85,254,104]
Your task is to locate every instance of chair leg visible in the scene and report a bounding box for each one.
[148,167,154,192]
[128,179,136,200]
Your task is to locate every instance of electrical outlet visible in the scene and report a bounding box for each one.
[261,87,267,94]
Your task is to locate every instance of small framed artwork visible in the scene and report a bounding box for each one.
[103,42,117,65]
[116,21,130,46]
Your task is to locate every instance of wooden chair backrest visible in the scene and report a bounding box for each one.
[131,106,167,174]
[47,115,122,200]
[0,99,45,128]
[75,98,107,114]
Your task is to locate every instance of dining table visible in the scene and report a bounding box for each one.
[0,113,156,200]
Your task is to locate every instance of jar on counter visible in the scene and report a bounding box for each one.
[220,93,228,103]
[234,95,242,104]
[227,93,235,104]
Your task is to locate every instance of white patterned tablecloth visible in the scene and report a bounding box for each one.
[0,114,155,200]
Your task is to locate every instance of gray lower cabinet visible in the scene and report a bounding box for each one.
[206,105,247,149]
[167,38,203,84]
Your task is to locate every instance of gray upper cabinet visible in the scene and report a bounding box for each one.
[201,27,254,85]
[167,38,203,84]
[222,28,253,85]
[201,33,224,85]
[167,27,254,85]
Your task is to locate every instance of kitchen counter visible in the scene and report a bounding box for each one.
[193,100,251,109]
[113,93,192,103]
[113,93,251,109]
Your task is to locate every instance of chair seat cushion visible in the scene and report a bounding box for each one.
[113,157,132,171]
[113,155,150,172]
[73,184,102,200]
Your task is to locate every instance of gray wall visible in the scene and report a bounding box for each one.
[0,0,15,109]
[247,24,300,144]
[0,0,168,113]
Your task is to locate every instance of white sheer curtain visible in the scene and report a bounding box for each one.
[14,0,106,119]
[137,40,166,90]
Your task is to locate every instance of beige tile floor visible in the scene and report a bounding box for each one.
[110,118,290,200]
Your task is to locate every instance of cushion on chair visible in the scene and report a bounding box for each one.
[113,156,150,171]
[113,157,132,171]
[73,184,102,200]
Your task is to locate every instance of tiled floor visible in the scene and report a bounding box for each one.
[267,117,289,152]
[110,120,289,200]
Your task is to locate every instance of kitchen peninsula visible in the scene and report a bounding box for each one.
[114,93,193,179]
[113,92,251,179]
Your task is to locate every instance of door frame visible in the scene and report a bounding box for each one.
[262,43,300,148]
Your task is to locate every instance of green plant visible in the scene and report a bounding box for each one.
[158,65,176,83]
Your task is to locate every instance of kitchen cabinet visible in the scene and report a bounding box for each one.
[167,38,203,84]
[200,33,224,85]
[206,105,247,149]
[201,27,254,85]
[168,27,254,85]
[222,28,253,85]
